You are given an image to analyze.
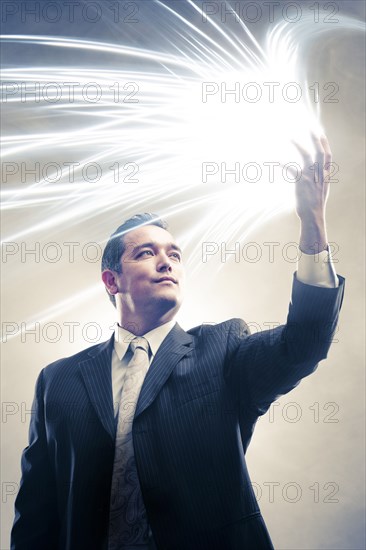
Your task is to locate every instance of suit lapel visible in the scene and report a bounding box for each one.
[135,323,194,419]
[77,324,194,437]
[78,336,116,441]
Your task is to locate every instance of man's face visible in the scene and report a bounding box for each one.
[115,224,184,317]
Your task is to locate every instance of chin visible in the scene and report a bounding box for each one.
[152,293,181,313]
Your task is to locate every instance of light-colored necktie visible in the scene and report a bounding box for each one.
[108,336,150,549]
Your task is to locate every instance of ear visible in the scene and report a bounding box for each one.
[101,269,120,296]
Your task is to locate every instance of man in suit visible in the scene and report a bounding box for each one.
[11,135,345,549]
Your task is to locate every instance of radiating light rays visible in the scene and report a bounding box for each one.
[0,34,196,70]
[158,0,265,70]
[1,1,365,340]
[1,284,103,343]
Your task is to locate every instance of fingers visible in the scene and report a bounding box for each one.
[309,133,325,173]
[291,139,313,167]
[292,134,332,181]
[320,134,332,169]
[293,133,331,161]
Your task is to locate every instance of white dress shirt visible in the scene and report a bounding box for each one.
[297,247,339,288]
[111,319,176,418]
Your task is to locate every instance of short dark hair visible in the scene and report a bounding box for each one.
[101,213,169,307]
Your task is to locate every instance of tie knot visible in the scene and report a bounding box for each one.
[130,336,149,355]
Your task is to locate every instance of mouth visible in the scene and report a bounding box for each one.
[154,277,177,284]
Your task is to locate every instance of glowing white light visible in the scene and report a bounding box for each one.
[1,2,364,337]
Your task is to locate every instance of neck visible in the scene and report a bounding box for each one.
[117,307,177,336]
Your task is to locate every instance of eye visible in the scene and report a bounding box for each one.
[170,252,181,261]
[137,249,153,258]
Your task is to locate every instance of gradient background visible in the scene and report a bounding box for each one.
[1,1,365,549]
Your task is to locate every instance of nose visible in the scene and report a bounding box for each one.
[157,253,172,272]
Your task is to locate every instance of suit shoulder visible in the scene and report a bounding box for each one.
[42,338,112,377]
[187,318,250,340]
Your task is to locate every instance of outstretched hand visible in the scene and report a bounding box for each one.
[292,133,332,223]
[291,134,333,254]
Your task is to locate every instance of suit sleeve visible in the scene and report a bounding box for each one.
[11,369,59,550]
[228,274,345,417]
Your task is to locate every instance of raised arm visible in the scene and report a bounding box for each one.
[227,134,344,419]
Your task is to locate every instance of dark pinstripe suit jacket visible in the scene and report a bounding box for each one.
[11,275,345,550]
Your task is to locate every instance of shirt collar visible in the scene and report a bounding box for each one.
[114,319,176,361]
